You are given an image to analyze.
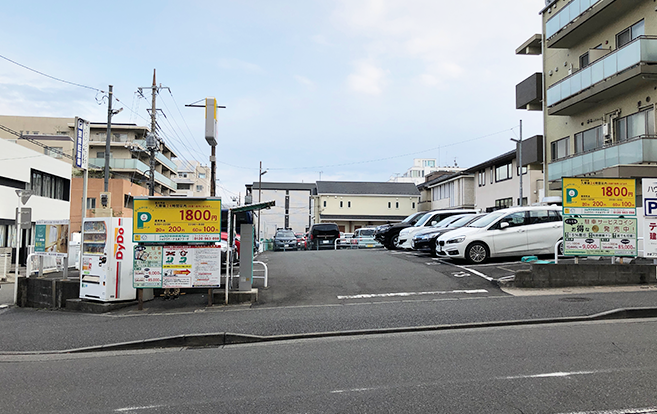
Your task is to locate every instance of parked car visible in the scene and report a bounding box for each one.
[351,227,382,248]
[435,206,563,264]
[273,229,298,251]
[336,232,355,249]
[374,211,432,250]
[308,223,341,249]
[412,213,487,257]
[295,232,307,250]
[397,209,478,250]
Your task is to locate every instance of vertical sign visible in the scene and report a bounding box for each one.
[75,117,90,169]
[642,178,657,257]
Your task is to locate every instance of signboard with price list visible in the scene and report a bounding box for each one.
[563,217,637,257]
[132,197,221,243]
[562,177,636,216]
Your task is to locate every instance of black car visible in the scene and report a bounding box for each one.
[374,212,427,250]
[411,213,486,257]
[273,229,298,251]
[308,223,340,249]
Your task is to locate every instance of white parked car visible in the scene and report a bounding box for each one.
[435,206,563,264]
[397,209,478,250]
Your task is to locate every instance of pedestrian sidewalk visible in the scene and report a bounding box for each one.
[0,282,13,307]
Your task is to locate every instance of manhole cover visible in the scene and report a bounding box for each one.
[559,297,592,302]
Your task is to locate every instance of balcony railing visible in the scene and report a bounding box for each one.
[547,135,657,181]
[155,152,177,172]
[546,0,602,39]
[88,157,149,174]
[546,36,657,107]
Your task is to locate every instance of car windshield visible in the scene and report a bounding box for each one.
[467,211,506,228]
[414,213,434,227]
[276,230,295,237]
[447,214,480,228]
[359,229,375,236]
[432,215,461,228]
[401,212,425,224]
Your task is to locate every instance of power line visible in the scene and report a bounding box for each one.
[0,53,102,92]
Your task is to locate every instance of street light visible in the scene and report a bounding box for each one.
[510,119,523,206]
[257,162,268,246]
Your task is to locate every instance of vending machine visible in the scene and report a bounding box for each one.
[80,217,136,302]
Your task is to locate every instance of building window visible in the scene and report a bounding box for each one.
[323,200,326,208]
[551,137,570,161]
[124,194,134,209]
[395,202,399,209]
[196,185,203,192]
[30,169,69,201]
[574,126,603,154]
[616,20,644,49]
[96,151,112,159]
[579,52,589,69]
[388,202,391,208]
[490,167,494,184]
[177,183,192,190]
[45,147,63,159]
[198,173,206,179]
[86,198,96,209]
[495,163,513,182]
[478,170,486,187]
[179,173,188,178]
[340,201,343,208]
[347,201,351,208]
[412,202,416,208]
[495,198,513,209]
[615,108,655,142]
[517,197,528,207]
[517,166,527,176]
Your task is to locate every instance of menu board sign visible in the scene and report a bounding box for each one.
[563,217,637,257]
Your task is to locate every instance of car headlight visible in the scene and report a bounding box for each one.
[446,236,466,244]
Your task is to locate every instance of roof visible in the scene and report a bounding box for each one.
[316,181,420,196]
[464,150,516,173]
[248,182,317,192]
[319,214,410,221]
[417,171,474,190]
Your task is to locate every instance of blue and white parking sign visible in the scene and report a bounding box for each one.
[643,179,657,216]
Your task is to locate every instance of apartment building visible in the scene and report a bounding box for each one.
[389,158,463,185]
[416,172,475,212]
[0,116,178,231]
[517,0,657,195]
[172,160,210,197]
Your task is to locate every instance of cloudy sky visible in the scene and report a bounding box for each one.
[0,0,545,203]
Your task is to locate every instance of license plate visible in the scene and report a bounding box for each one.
[322,240,329,244]
[366,244,374,248]
[284,244,289,247]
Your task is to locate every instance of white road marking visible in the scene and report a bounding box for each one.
[337,289,487,300]
[437,259,494,281]
[114,405,166,412]
[331,387,379,394]
[557,408,657,414]
[499,370,597,380]
[451,271,470,278]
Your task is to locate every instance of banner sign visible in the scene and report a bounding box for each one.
[133,197,221,243]
[563,216,637,257]
[74,117,90,170]
[34,220,70,257]
[132,245,222,288]
[133,245,164,288]
[562,177,636,216]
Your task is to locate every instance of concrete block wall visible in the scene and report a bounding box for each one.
[514,264,657,288]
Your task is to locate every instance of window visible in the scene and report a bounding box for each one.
[347,201,351,208]
[574,126,603,153]
[517,197,528,207]
[495,163,513,182]
[579,52,589,69]
[124,195,134,209]
[478,170,486,187]
[498,211,526,228]
[45,147,63,159]
[388,202,391,208]
[323,200,326,208]
[495,198,513,209]
[412,202,416,209]
[517,166,527,176]
[96,151,112,159]
[616,20,644,48]
[551,137,570,161]
[196,185,203,192]
[86,198,96,209]
[198,173,206,179]
[490,167,493,184]
[340,201,344,208]
[179,173,188,178]
[395,202,399,209]
[30,169,69,201]
[177,183,192,190]
[615,108,655,142]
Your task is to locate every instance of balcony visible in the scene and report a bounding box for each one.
[153,170,177,191]
[88,158,177,191]
[155,152,177,173]
[547,135,657,181]
[516,73,543,110]
[546,37,657,116]
[546,0,640,49]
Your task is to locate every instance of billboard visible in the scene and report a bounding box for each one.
[34,220,70,257]
[132,245,222,288]
[563,216,637,257]
[562,177,635,216]
[132,197,221,243]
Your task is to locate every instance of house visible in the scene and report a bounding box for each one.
[313,181,420,233]
[0,116,178,231]
[416,171,475,212]
[466,135,545,211]
[516,0,657,197]
[388,158,463,185]
[0,138,71,264]
[172,160,210,197]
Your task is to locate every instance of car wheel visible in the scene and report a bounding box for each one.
[389,234,400,250]
[558,239,564,256]
[465,242,489,264]
[430,241,438,258]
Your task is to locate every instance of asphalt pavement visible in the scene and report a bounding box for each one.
[1,249,657,354]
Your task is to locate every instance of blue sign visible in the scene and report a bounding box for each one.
[645,198,657,216]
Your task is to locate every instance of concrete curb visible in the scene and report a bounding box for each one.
[3,307,657,356]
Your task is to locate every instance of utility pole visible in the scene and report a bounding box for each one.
[104,85,113,192]
[138,69,170,196]
[510,120,524,206]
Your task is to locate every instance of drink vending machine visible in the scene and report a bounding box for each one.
[79,217,136,302]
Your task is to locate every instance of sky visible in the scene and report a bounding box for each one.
[0,0,546,204]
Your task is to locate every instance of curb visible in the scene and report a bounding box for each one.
[3,307,657,356]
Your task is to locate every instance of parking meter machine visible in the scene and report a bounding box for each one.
[80,218,136,302]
